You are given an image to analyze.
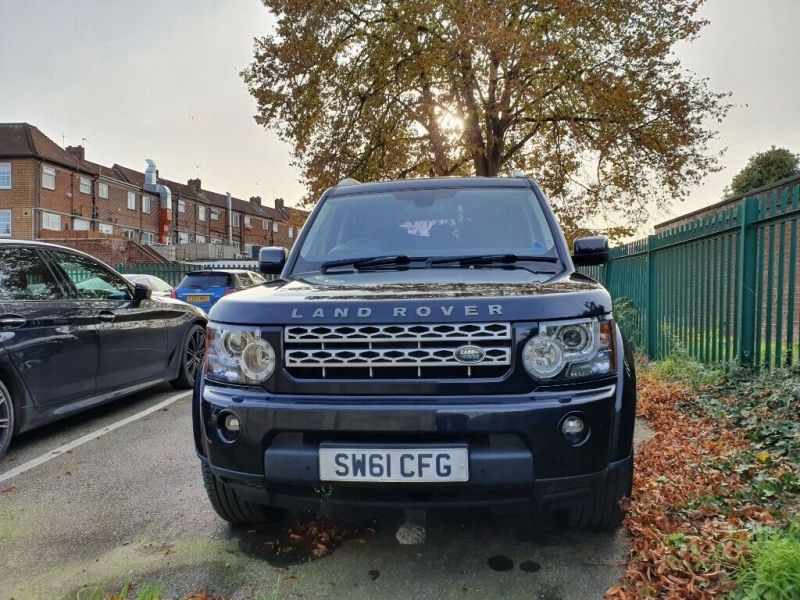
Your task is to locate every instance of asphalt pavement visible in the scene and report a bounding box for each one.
[0,386,652,600]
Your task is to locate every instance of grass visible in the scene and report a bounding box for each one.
[733,523,800,600]
[644,350,726,387]
[73,582,163,600]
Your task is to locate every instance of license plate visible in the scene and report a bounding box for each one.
[186,294,210,303]
[319,446,469,482]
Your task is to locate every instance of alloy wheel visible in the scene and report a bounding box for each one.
[185,328,206,383]
[0,384,11,452]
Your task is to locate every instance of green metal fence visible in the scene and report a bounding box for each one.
[583,176,800,368]
[114,262,264,287]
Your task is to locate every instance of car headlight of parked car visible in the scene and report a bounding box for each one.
[205,323,276,385]
[522,318,615,379]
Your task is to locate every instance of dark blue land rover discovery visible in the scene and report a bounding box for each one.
[194,176,636,531]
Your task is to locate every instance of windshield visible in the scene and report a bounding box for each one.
[293,187,558,274]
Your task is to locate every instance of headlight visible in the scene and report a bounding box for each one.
[522,319,615,379]
[205,323,276,385]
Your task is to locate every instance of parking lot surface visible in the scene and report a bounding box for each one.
[0,387,649,600]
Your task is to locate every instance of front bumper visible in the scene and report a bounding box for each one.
[196,381,632,511]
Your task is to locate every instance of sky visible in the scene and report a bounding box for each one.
[1,0,799,229]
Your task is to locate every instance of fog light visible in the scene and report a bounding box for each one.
[561,415,587,445]
[218,411,241,441]
[224,413,240,433]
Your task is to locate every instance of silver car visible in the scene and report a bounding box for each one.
[123,274,174,298]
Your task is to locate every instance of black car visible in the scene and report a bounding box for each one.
[0,240,207,459]
[194,176,636,531]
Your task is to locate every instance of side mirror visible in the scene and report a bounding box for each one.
[572,236,609,266]
[132,282,152,301]
[259,246,288,275]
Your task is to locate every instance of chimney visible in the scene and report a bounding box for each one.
[66,145,85,162]
[144,159,158,191]
[188,178,202,192]
[274,197,285,211]
[250,195,262,206]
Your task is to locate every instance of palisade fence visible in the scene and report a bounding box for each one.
[580,176,800,368]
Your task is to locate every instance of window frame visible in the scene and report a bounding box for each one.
[0,246,69,302]
[0,163,11,189]
[79,176,91,195]
[142,195,152,214]
[42,165,56,190]
[45,249,134,302]
[42,212,61,231]
[178,199,186,213]
[98,223,114,235]
[0,209,11,238]
[211,209,220,221]
[272,221,279,233]
[198,205,207,221]
[127,191,136,211]
[98,182,109,199]
[232,212,241,227]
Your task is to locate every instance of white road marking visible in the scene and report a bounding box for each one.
[0,391,190,484]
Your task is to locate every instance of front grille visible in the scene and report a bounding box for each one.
[284,323,513,379]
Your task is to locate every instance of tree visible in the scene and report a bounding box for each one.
[726,147,799,198]
[243,0,729,239]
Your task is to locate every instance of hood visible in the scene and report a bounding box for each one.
[209,269,610,325]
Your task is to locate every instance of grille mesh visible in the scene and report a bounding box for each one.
[283,322,512,379]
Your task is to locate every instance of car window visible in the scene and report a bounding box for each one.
[0,247,66,301]
[49,251,133,300]
[237,272,253,287]
[177,273,232,288]
[152,277,172,292]
[249,272,266,285]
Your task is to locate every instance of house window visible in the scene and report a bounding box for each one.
[211,237,222,245]
[262,218,268,230]
[178,231,189,244]
[98,182,109,198]
[79,177,91,194]
[196,234,207,244]
[73,218,90,231]
[272,221,279,233]
[122,228,136,239]
[199,206,207,221]
[127,191,136,210]
[42,166,56,190]
[42,212,61,231]
[142,195,152,214]
[244,215,252,226]
[99,223,113,235]
[211,209,220,221]
[0,164,11,189]
[178,199,186,213]
[289,226,294,239]
[141,231,156,243]
[0,209,10,237]
[232,213,241,227]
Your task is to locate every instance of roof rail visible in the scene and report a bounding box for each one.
[337,177,361,186]
[510,169,526,178]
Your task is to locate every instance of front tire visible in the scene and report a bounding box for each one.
[0,379,15,460]
[171,324,205,389]
[201,461,285,526]
[567,456,633,531]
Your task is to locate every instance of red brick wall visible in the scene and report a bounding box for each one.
[0,158,37,239]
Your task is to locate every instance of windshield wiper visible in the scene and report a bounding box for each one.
[429,254,559,267]
[321,255,429,273]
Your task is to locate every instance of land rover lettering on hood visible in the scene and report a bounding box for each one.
[194,176,636,532]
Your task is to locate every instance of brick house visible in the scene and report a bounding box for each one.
[0,123,307,263]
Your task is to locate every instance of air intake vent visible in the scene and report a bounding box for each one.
[283,322,512,379]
